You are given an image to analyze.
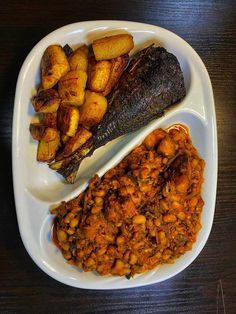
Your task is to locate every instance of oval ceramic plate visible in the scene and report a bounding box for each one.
[12,21,217,289]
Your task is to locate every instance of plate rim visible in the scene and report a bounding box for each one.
[12,20,217,289]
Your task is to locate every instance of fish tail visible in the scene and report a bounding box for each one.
[50,139,95,183]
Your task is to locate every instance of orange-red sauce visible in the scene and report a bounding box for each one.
[51,125,205,277]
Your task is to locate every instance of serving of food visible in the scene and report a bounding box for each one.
[52,125,204,277]
[12,21,216,289]
[29,32,185,183]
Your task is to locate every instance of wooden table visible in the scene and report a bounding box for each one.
[0,1,235,313]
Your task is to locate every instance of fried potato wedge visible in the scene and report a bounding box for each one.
[92,34,134,60]
[79,91,107,128]
[57,104,80,137]
[41,45,70,89]
[32,89,61,113]
[102,55,128,96]
[41,112,57,128]
[58,70,87,106]
[57,126,92,159]
[37,133,60,162]
[88,60,111,92]
[30,123,58,142]
[69,45,89,72]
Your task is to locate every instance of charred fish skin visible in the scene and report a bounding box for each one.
[56,45,186,183]
[93,46,185,146]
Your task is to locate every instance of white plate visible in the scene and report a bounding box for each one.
[12,21,217,289]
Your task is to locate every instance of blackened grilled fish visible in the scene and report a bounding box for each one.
[52,45,186,183]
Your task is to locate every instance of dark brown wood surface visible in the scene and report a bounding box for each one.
[0,0,235,313]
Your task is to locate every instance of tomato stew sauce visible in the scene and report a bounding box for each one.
[51,125,205,277]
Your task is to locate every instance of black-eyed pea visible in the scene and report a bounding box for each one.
[91,206,102,214]
[70,218,79,228]
[140,167,150,179]
[77,250,84,259]
[124,250,130,261]
[160,199,169,211]
[105,234,114,242]
[57,229,67,242]
[95,197,104,206]
[154,252,161,259]
[85,257,95,267]
[133,215,146,225]
[175,175,189,193]
[93,189,106,197]
[97,247,106,256]
[163,214,177,223]
[116,236,125,245]
[64,212,75,224]
[140,183,152,193]
[172,201,183,210]
[104,255,110,261]
[129,253,137,265]
[133,241,144,250]
[63,251,72,260]
[177,212,186,220]
[67,227,75,235]
[112,259,125,274]
[191,159,198,167]
[189,196,198,207]
[149,229,156,237]
[162,249,171,260]
[124,267,131,275]
[154,218,161,227]
[162,157,168,164]
[158,231,167,246]
[61,243,70,251]
[71,205,82,213]
[126,185,135,194]
[157,136,176,157]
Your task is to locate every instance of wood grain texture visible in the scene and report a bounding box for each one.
[0,0,236,313]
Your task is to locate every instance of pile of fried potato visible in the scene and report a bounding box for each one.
[29,33,134,163]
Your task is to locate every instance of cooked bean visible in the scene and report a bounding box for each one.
[177,212,186,220]
[67,228,75,235]
[133,215,146,224]
[52,125,204,277]
[70,218,79,228]
[95,197,104,206]
[57,230,67,242]
[163,214,177,223]
[116,236,125,245]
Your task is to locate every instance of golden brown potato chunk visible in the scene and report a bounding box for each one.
[30,123,58,142]
[41,45,70,89]
[102,55,128,96]
[88,60,111,92]
[69,45,89,72]
[79,91,108,128]
[58,70,87,106]
[37,133,60,162]
[32,89,61,113]
[57,104,80,137]
[58,126,92,159]
[92,34,134,60]
[41,112,57,128]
